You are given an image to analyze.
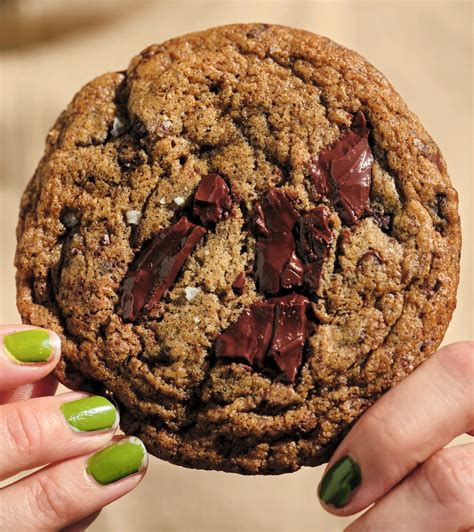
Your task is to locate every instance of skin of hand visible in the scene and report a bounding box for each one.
[0,324,148,531]
[317,341,474,531]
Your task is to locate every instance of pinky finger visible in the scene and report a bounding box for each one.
[0,437,148,532]
[346,443,474,532]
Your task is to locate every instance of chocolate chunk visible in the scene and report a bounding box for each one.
[252,203,270,238]
[193,173,232,226]
[215,294,314,382]
[296,206,334,291]
[419,143,444,173]
[215,302,275,366]
[434,192,448,222]
[308,159,332,198]
[309,111,374,224]
[254,189,303,294]
[356,250,383,269]
[426,279,442,300]
[267,294,314,382]
[99,234,110,246]
[281,251,305,288]
[118,145,147,171]
[231,272,246,295]
[429,151,443,173]
[372,208,391,232]
[121,217,206,322]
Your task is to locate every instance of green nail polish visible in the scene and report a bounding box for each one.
[3,329,54,363]
[61,396,117,432]
[319,455,361,508]
[87,437,147,485]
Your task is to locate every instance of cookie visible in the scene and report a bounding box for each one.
[15,24,461,474]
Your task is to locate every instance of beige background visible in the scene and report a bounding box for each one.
[0,1,472,531]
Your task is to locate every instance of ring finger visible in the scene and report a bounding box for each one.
[0,392,119,480]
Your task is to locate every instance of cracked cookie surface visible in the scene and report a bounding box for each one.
[15,24,460,474]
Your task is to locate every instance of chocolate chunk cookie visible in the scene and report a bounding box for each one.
[15,24,461,474]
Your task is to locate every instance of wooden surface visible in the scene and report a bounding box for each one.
[0,1,472,531]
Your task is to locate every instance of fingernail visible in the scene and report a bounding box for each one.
[61,396,118,432]
[318,455,361,508]
[3,329,56,363]
[86,437,147,485]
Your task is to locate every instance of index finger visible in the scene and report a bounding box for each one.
[317,341,474,514]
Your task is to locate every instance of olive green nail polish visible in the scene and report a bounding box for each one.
[319,455,361,508]
[87,438,147,485]
[3,329,54,363]
[61,396,117,432]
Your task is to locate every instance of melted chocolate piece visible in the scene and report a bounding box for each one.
[216,294,313,382]
[267,294,314,382]
[426,279,442,300]
[253,203,270,238]
[121,217,206,322]
[215,302,274,366]
[193,173,232,226]
[356,250,383,269]
[419,143,444,173]
[309,111,374,224]
[254,189,303,294]
[296,205,334,291]
[231,272,246,295]
[281,251,305,288]
[372,207,392,232]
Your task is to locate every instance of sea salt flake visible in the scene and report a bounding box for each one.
[174,196,185,206]
[193,316,201,324]
[126,210,142,225]
[184,287,201,302]
[111,117,126,138]
[157,117,172,137]
[159,198,166,205]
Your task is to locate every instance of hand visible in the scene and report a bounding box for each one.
[318,341,474,531]
[0,325,148,531]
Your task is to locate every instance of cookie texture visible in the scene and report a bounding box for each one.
[15,24,461,474]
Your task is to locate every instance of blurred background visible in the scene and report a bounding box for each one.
[0,1,472,530]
